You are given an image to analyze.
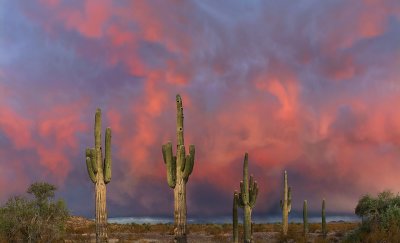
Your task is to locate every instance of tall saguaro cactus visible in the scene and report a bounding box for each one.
[85,108,112,243]
[237,153,258,243]
[162,94,195,243]
[303,200,308,236]
[233,191,239,243]
[322,199,327,238]
[280,170,291,236]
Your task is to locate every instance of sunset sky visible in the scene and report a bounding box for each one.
[0,0,400,218]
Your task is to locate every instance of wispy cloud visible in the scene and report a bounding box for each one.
[0,0,399,217]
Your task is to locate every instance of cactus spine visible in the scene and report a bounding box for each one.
[233,191,239,243]
[280,170,291,236]
[162,94,195,243]
[303,200,308,236]
[237,153,258,243]
[85,108,112,243]
[322,199,327,238]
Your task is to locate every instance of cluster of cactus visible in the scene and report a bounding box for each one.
[283,172,328,239]
[233,153,259,243]
[85,108,112,243]
[302,198,327,238]
[82,99,330,243]
[162,94,195,243]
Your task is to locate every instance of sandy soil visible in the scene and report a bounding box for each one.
[65,216,357,242]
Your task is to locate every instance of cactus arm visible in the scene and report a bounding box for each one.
[86,148,97,183]
[162,144,167,164]
[249,181,258,208]
[176,94,184,146]
[182,155,193,180]
[104,128,112,184]
[188,145,195,173]
[238,192,245,208]
[173,155,177,167]
[87,148,97,174]
[182,145,195,180]
[163,142,176,188]
[249,176,254,196]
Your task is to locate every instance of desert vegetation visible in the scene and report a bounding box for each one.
[344,191,400,242]
[0,182,69,242]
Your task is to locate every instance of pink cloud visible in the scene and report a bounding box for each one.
[3,0,400,215]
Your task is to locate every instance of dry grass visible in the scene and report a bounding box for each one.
[65,217,359,242]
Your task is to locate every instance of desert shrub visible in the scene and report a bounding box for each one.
[0,182,69,242]
[345,190,400,242]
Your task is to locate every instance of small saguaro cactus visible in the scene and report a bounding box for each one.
[322,199,327,238]
[237,153,258,243]
[303,200,308,236]
[85,108,112,243]
[162,94,195,243]
[233,191,239,243]
[280,170,291,236]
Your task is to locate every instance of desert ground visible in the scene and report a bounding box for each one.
[66,216,358,243]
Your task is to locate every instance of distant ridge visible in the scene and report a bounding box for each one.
[108,215,360,225]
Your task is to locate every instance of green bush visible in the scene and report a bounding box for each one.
[345,191,400,242]
[0,182,69,242]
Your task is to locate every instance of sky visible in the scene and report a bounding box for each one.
[0,0,400,218]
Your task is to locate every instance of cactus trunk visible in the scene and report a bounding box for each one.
[237,153,258,243]
[280,170,291,236]
[322,199,327,238]
[95,181,107,242]
[244,206,252,242]
[162,95,195,243]
[174,159,187,242]
[85,109,112,243]
[303,200,308,236]
[233,192,239,243]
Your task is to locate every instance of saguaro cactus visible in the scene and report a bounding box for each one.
[162,94,195,243]
[303,200,308,236]
[237,153,258,243]
[280,170,291,236]
[322,199,327,238]
[233,191,239,243]
[85,108,112,243]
